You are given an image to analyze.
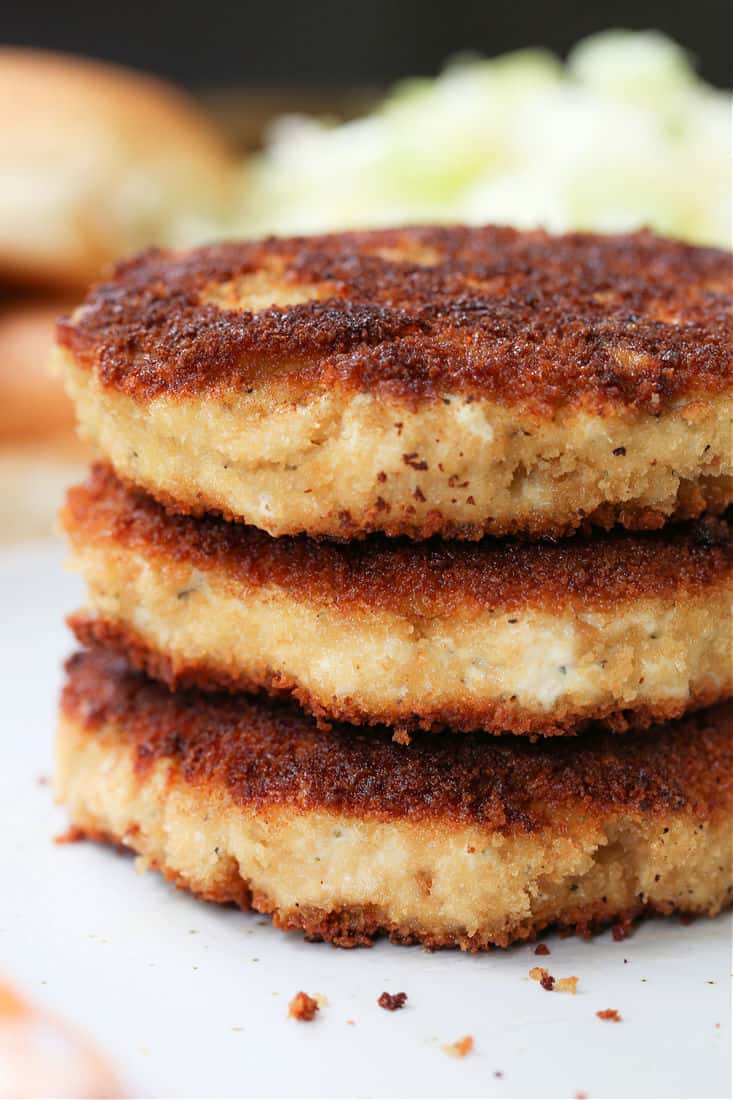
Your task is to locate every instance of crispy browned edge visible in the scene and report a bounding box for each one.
[64,465,733,617]
[61,650,733,830]
[68,613,731,738]
[60,650,733,949]
[57,226,732,416]
[123,473,733,541]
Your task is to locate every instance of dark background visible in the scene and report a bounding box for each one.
[5,0,733,89]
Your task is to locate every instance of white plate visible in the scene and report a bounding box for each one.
[1,540,730,1099]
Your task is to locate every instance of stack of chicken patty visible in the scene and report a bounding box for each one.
[54,226,733,951]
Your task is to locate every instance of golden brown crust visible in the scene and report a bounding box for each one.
[265,898,721,951]
[68,612,731,737]
[56,227,732,414]
[61,650,733,832]
[64,465,733,618]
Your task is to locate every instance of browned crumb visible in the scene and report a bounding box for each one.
[346,1019,356,1026]
[443,1035,474,1058]
[555,976,579,994]
[680,914,696,926]
[534,943,551,956]
[612,920,633,941]
[391,729,411,746]
[596,1009,622,1022]
[378,991,407,1011]
[288,991,319,1021]
[540,974,555,991]
[64,229,732,423]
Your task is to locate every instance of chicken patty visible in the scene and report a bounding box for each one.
[55,226,733,540]
[63,465,733,736]
[56,650,733,951]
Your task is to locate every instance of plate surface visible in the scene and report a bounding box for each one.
[1,540,730,1099]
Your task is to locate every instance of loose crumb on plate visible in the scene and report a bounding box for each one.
[529,966,554,990]
[534,943,550,956]
[596,1009,622,1022]
[443,1036,474,1058]
[288,992,320,1021]
[529,967,578,993]
[378,991,407,1011]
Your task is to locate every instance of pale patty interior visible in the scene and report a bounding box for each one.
[69,536,733,729]
[57,349,732,538]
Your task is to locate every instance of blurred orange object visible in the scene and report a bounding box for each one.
[0,48,236,292]
[0,978,122,1098]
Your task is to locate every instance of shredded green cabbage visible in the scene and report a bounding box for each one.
[231,30,731,248]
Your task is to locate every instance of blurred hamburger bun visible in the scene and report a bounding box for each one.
[0,49,236,291]
[0,297,88,543]
[0,298,76,440]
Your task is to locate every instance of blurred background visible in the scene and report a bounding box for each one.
[0,0,731,546]
[7,1,732,92]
